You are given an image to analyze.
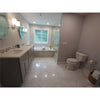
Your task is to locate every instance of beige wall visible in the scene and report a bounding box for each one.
[0,13,30,49]
[58,13,83,63]
[78,14,100,70]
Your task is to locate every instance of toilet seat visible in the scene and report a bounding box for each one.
[66,58,80,70]
[66,52,88,71]
[67,58,79,63]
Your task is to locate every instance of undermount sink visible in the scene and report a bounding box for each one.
[12,50,24,54]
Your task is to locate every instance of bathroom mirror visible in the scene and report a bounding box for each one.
[0,13,9,39]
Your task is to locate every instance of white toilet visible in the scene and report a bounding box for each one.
[66,52,88,70]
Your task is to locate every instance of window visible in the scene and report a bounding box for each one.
[34,29,48,43]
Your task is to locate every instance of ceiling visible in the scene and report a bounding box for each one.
[20,13,62,27]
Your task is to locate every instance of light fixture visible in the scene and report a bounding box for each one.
[11,18,21,30]
[24,28,28,32]
[36,63,40,68]
[34,75,38,78]
[23,28,28,33]
[45,74,48,78]
[33,21,36,24]
[52,74,55,77]
[58,24,61,26]
[11,18,17,29]
[47,22,50,25]
[12,18,17,26]
[16,21,20,27]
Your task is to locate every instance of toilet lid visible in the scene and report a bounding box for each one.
[67,58,79,63]
[76,52,88,57]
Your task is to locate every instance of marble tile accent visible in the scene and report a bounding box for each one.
[22,57,93,87]
[0,45,16,53]
[34,51,55,57]
[0,44,33,58]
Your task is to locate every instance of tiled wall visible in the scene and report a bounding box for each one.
[0,13,30,49]
[29,24,60,47]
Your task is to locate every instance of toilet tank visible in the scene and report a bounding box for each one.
[76,52,88,62]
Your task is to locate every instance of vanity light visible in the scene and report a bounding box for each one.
[12,18,17,29]
[12,18,17,26]
[23,28,28,33]
[11,18,20,30]
[24,28,28,32]
[16,21,20,27]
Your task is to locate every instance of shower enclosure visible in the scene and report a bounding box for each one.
[52,27,60,61]
[33,27,60,58]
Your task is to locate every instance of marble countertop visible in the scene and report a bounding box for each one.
[0,45,33,58]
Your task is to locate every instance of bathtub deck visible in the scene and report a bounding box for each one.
[34,51,55,57]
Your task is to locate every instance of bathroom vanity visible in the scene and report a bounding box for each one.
[0,45,33,87]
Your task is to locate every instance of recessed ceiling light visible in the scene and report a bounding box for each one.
[34,75,37,78]
[33,21,36,24]
[52,74,55,77]
[45,74,48,78]
[58,24,61,26]
[47,22,49,25]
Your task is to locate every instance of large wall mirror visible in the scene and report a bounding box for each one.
[0,13,9,39]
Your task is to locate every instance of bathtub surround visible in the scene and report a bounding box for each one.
[34,47,55,57]
[58,14,84,63]
[0,13,30,49]
[29,24,60,47]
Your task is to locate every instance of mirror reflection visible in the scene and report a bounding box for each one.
[0,13,9,39]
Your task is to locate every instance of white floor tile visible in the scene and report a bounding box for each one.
[22,57,93,87]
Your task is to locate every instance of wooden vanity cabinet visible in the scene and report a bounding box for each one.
[1,58,22,87]
[0,60,1,84]
[1,49,33,87]
[20,51,29,81]
[28,49,33,66]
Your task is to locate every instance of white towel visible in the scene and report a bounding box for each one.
[92,70,100,80]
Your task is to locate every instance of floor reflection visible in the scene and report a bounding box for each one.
[22,57,93,87]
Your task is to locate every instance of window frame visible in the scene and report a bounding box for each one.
[34,29,48,44]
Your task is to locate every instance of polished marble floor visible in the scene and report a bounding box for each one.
[22,57,93,87]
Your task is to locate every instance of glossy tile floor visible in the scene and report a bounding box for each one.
[22,57,93,87]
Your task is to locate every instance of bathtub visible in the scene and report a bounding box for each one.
[34,47,56,57]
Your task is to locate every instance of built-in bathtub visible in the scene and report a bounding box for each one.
[34,47,56,57]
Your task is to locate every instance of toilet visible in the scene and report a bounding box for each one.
[66,52,88,70]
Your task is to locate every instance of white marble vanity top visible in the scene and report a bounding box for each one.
[0,45,33,58]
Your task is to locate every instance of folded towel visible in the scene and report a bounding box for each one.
[92,70,100,80]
